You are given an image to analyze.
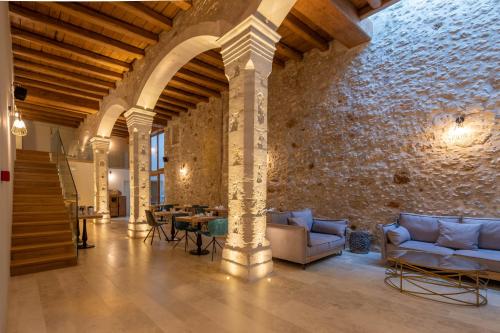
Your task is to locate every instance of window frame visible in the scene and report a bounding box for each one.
[150,130,165,204]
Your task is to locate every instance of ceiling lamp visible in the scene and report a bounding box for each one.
[11,110,27,137]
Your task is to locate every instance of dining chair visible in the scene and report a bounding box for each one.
[144,210,169,245]
[202,218,228,261]
[172,213,197,252]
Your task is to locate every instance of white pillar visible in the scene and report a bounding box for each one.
[89,137,111,223]
[219,15,280,281]
[125,107,155,238]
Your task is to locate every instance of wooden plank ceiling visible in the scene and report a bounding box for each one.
[9,0,396,138]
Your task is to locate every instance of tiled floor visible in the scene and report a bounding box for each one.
[7,219,500,333]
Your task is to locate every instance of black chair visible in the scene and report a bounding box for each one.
[144,210,169,244]
[172,213,197,252]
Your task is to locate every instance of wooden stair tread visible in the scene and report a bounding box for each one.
[13,211,68,215]
[12,241,74,252]
[12,230,72,238]
[13,220,69,225]
[11,252,76,268]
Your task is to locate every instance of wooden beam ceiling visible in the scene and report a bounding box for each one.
[24,87,99,114]
[14,77,103,101]
[281,13,330,51]
[12,44,123,81]
[359,0,399,19]
[293,0,371,48]
[14,58,115,89]
[15,69,109,96]
[48,2,158,44]
[9,4,145,58]
[114,2,173,31]
[171,1,192,11]
[10,27,131,71]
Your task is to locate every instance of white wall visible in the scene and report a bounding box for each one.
[22,120,76,152]
[0,3,13,330]
[68,160,94,207]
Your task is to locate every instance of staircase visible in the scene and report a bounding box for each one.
[11,149,77,276]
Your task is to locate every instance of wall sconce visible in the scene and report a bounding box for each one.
[179,164,188,176]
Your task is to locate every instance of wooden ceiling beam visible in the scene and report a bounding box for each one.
[276,42,303,61]
[12,44,123,81]
[359,0,400,19]
[14,77,102,101]
[281,13,329,51]
[9,4,145,58]
[158,95,196,109]
[176,68,228,91]
[10,27,131,72]
[18,106,84,122]
[195,50,224,69]
[14,69,109,96]
[184,59,227,82]
[114,2,173,31]
[14,58,115,89]
[16,101,90,117]
[163,87,209,104]
[48,2,158,44]
[293,0,371,48]
[171,1,192,11]
[154,106,180,117]
[168,77,220,98]
[21,112,80,128]
[155,100,188,113]
[24,87,99,114]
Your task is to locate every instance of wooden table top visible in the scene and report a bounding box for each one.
[175,215,218,224]
[154,210,188,216]
[79,214,103,220]
[205,207,228,212]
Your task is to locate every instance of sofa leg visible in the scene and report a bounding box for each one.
[302,264,307,270]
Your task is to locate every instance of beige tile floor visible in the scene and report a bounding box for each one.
[7,219,500,333]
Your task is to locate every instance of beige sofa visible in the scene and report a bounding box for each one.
[266,209,348,268]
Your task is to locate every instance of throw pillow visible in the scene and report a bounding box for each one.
[311,220,347,237]
[290,209,314,231]
[288,217,311,245]
[436,220,481,250]
[387,226,411,246]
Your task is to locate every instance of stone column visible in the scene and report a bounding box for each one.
[219,15,281,281]
[125,107,155,238]
[89,137,111,224]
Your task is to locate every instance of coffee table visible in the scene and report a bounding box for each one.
[386,250,488,306]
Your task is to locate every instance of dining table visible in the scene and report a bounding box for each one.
[154,210,188,241]
[175,215,218,255]
[204,207,228,216]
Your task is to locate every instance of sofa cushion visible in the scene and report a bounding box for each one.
[267,211,291,225]
[462,217,500,250]
[399,213,460,243]
[307,233,345,257]
[311,219,347,237]
[455,249,500,273]
[290,209,313,230]
[436,220,481,250]
[398,240,455,256]
[288,217,312,231]
[387,226,411,246]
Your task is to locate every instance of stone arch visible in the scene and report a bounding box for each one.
[97,97,129,138]
[133,21,231,110]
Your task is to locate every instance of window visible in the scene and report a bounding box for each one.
[150,131,165,204]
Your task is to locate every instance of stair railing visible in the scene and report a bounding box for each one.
[50,129,79,249]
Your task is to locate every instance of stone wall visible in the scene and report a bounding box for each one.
[164,0,499,243]
[164,92,228,206]
[267,0,499,239]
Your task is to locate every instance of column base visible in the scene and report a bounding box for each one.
[127,221,149,238]
[221,244,273,282]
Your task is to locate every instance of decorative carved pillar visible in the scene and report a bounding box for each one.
[219,15,281,281]
[89,137,111,224]
[125,107,156,238]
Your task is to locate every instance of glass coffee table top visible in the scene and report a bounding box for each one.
[387,250,487,272]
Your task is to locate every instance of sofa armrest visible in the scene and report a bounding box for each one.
[266,223,307,264]
[377,222,398,262]
[312,218,348,238]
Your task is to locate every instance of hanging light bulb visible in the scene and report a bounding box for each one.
[11,110,27,137]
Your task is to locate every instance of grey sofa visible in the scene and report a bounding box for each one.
[378,212,500,281]
[266,209,348,268]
